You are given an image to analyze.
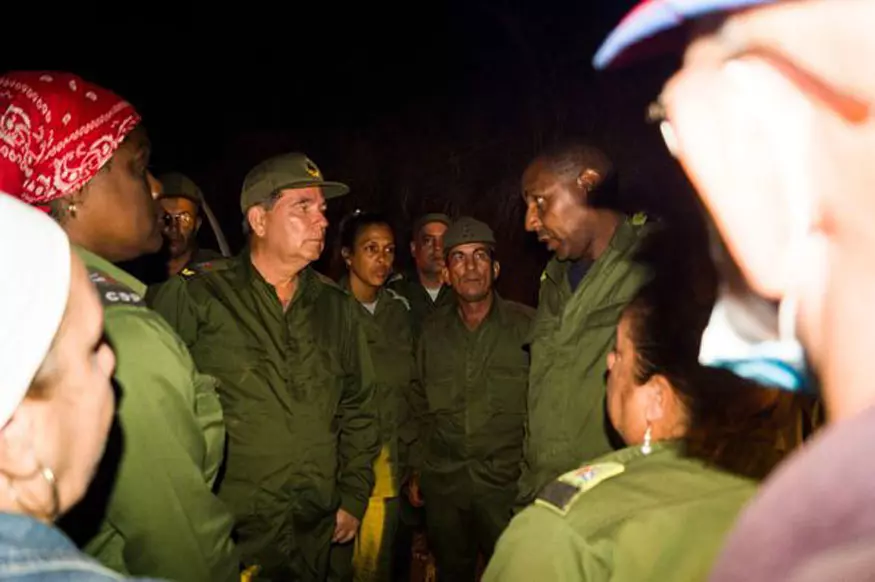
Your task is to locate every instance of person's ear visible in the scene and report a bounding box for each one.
[0,404,40,480]
[642,374,672,424]
[576,168,602,196]
[441,265,451,286]
[247,206,268,238]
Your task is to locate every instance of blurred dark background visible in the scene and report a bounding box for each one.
[3,0,702,305]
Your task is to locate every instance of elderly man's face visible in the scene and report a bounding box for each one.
[260,186,329,265]
[444,242,498,303]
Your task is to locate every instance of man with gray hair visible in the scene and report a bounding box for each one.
[151,152,379,581]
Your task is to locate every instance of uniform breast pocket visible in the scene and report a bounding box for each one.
[291,337,343,417]
[487,366,529,415]
[425,375,458,414]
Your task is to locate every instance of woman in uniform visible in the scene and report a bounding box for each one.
[483,264,809,581]
[0,71,238,581]
[329,210,416,582]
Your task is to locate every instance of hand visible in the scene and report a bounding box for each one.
[333,508,360,544]
[407,474,425,508]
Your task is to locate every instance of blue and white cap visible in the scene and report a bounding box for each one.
[593,0,777,70]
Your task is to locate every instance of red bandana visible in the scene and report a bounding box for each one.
[0,71,141,208]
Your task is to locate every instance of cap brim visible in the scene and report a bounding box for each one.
[321,181,350,199]
[593,0,776,70]
[157,192,201,205]
[275,180,350,200]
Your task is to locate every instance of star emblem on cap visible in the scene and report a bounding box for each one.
[305,161,321,179]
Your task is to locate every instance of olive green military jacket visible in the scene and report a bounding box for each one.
[341,278,416,498]
[149,253,380,528]
[65,247,238,582]
[407,295,534,494]
[485,442,756,582]
[518,216,652,504]
[386,272,454,338]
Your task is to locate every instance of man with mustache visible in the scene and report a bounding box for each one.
[150,152,379,581]
[516,144,653,506]
[406,217,534,582]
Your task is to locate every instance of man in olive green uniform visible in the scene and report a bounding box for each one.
[156,172,223,275]
[388,213,454,337]
[150,153,380,581]
[516,144,652,506]
[386,212,453,579]
[484,442,756,581]
[407,217,534,582]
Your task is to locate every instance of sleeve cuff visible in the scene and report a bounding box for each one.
[340,493,369,521]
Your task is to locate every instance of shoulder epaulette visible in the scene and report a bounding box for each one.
[313,270,344,292]
[535,462,625,516]
[88,269,146,308]
[385,288,411,311]
[179,259,230,279]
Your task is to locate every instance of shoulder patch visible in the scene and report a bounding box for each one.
[631,212,648,226]
[540,269,548,283]
[385,288,411,311]
[180,259,228,279]
[88,270,146,308]
[535,462,625,516]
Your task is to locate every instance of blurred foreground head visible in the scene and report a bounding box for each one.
[597,0,875,421]
[0,194,116,521]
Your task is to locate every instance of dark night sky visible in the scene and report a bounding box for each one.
[3,0,701,305]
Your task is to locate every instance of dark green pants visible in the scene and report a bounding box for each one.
[239,512,334,582]
[421,477,515,582]
[391,493,424,581]
[328,497,401,582]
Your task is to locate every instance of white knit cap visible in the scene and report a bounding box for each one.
[0,194,71,427]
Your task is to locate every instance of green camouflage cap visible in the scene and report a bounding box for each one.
[412,213,451,237]
[442,216,496,254]
[157,172,203,205]
[240,152,350,213]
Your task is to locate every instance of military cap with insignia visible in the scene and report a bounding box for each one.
[442,216,496,256]
[157,172,204,206]
[240,152,350,213]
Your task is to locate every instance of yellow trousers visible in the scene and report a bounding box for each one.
[329,447,400,582]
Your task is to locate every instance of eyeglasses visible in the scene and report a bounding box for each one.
[162,211,195,230]
[648,44,871,153]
